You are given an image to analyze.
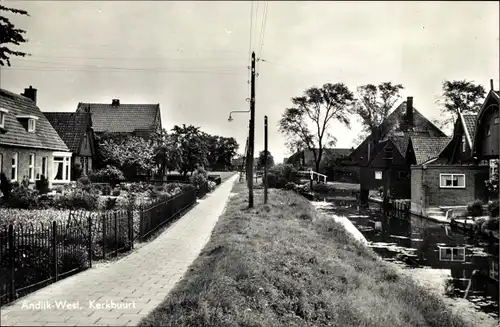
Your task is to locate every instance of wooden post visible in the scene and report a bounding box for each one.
[264,115,268,204]
[52,221,58,282]
[8,225,15,302]
[88,215,92,268]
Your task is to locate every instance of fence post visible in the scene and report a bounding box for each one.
[102,214,106,259]
[52,221,58,282]
[139,205,144,242]
[114,211,118,257]
[88,214,92,268]
[128,209,133,249]
[8,225,15,302]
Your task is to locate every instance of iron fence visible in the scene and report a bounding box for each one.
[0,213,93,306]
[139,189,197,240]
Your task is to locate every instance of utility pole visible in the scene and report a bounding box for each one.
[248,51,256,208]
[264,115,268,204]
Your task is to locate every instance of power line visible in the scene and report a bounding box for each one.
[3,66,245,75]
[24,54,247,61]
[258,1,269,59]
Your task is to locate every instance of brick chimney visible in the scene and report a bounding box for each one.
[111,99,120,106]
[21,86,37,104]
[406,96,414,129]
[491,79,494,90]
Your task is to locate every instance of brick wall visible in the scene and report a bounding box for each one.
[0,146,72,188]
[360,166,411,199]
[411,164,489,212]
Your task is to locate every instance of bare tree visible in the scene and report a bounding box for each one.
[278,83,355,173]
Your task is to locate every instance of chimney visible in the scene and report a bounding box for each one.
[111,99,120,106]
[406,96,414,128]
[491,79,494,90]
[21,86,37,104]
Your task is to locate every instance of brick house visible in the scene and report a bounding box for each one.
[76,99,162,140]
[44,112,96,180]
[286,148,353,176]
[0,86,72,189]
[351,97,448,201]
[410,95,498,215]
[472,88,500,161]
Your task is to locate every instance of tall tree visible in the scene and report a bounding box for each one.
[257,150,274,170]
[0,5,29,66]
[151,129,183,177]
[354,82,404,143]
[171,124,208,178]
[437,80,486,130]
[204,134,239,171]
[279,83,355,173]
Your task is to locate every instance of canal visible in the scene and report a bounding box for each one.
[312,197,499,322]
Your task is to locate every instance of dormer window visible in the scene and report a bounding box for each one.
[28,118,36,132]
[15,115,39,133]
[0,108,8,129]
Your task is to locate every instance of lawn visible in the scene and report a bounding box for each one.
[139,182,472,327]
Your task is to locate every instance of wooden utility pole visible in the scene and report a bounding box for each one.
[264,115,268,204]
[248,51,256,208]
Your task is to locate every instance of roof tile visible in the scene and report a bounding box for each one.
[43,112,90,153]
[410,136,452,164]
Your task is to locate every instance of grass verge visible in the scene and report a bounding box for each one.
[139,181,473,327]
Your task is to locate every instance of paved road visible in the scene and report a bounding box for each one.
[0,175,238,326]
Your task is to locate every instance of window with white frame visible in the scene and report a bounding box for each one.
[438,246,466,262]
[461,135,466,152]
[375,171,382,180]
[27,118,36,133]
[53,156,71,181]
[54,156,70,181]
[440,173,465,188]
[490,260,499,281]
[0,108,8,129]
[28,154,35,181]
[11,152,18,181]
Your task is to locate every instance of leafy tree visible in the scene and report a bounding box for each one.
[354,82,404,143]
[278,83,355,173]
[152,130,183,177]
[171,124,208,178]
[257,150,274,170]
[98,135,156,178]
[204,134,239,171]
[0,5,29,66]
[437,80,486,130]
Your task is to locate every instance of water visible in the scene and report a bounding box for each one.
[312,197,499,320]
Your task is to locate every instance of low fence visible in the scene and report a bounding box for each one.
[139,189,197,240]
[0,188,198,306]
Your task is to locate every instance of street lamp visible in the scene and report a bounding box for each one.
[228,110,250,122]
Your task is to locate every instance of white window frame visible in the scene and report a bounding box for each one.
[438,246,466,262]
[461,135,466,152]
[0,108,8,129]
[36,156,48,180]
[51,152,72,182]
[490,260,499,281]
[27,118,36,133]
[439,173,465,189]
[28,153,35,181]
[11,152,18,182]
[375,171,383,180]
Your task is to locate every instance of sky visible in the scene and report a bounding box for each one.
[1,1,499,164]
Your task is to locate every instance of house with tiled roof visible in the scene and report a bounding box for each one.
[44,112,96,180]
[76,99,162,140]
[0,86,73,188]
[410,83,500,216]
[353,97,449,201]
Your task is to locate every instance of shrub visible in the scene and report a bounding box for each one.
[88,165,125,186]
[58,246,89,273]
[35,175,49,194]
[190,167,209,197]
[266,164,299,189]
[488,200,499,218]
[104,197,118,211]
[102,185,112,196]
[5,187,39,209]
[20,176,30,189]
[112,188,121,196]
[285,182,297,190]
[77,176,91,187]
[208,175,222,185]
[466,199,483,217]
[208,181,216,192]
[54,190,99,211]
[0,172,12,200]
[484,217,499,231]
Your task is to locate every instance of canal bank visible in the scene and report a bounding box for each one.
[311,197,499,327]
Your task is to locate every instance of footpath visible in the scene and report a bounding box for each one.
[0,174,238,326]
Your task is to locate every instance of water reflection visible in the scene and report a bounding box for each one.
[313,198,499,319]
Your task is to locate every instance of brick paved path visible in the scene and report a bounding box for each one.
[0,175,238,326]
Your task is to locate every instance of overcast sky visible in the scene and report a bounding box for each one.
[2,1,499,163]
